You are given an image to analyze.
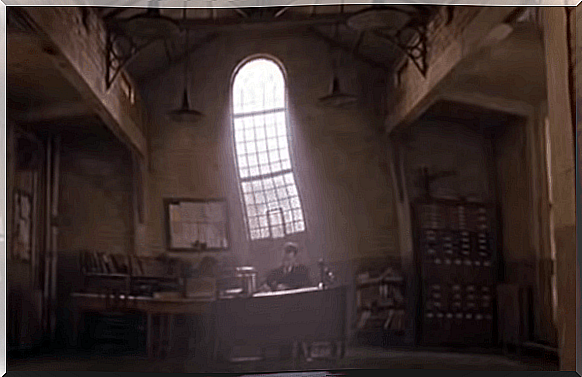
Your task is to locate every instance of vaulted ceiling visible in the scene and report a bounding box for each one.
[95,5,440,84]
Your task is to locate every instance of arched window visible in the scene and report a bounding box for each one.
[232,57,305,240]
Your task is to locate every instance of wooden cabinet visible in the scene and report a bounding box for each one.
[413,200,497,347]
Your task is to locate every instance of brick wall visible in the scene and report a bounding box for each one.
[57,132,134,255]
[140,29,399,280]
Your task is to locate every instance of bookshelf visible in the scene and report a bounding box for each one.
[79,251,181,297]
[355,265,408,347]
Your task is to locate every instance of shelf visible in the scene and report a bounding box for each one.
[357,277,404,288]
[84,273,130,278]
[357,305,405,313]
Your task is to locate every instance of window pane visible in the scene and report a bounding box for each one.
[245,129,254,140]
[244,194,255,205]
[281,199,291,211]
[242,182,252,193]
[249,166,260,177]
[274,175,285,187]
[247,142,256,154]
[233,59,285,114]
[295,221,305,232]
[265,190,277,203]
[250,229,261,240]
[277,188,288,199]
[257,140,267,152]
[279,147,290,161]
[272,162,282,173]
[267,137,278,149]
[249,217,259,229]
[259,216,269,227]
[293,209,303,222]
[236,142,246,154]
[247,205,256,217]
[238,156,248,168]
[290,197,301,209]
[263,178,274,190]
[285,223,294,234]
[278,137,288,149]
[258,152,269,164]
[272,226,284,238]
[235,130,245,143]
[255,128,266,140]
[283,210,293,224]
[281,160,291,170]
[267,201,280,211]
[255,192,266,204]
[270,213,282,225]
[276,122,286,136]
[240,168,249,178]
[260,165,271,175]
[287,185,298,197]
[260,228,270,238]
[266,126,277,139]
[255,204,267,215]
[269,150,280,162]
[248,155,258,167]
[284,173,294,185]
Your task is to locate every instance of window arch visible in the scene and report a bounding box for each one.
[232,57,305,240]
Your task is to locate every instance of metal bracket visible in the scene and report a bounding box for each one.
[374,24,429,77]
[105,30,158,90]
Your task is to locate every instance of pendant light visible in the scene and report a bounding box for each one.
[167,10,204,123]
[319,23,358,109]
[121,5,181,40]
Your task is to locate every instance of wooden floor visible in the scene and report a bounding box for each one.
[8,346,558,373]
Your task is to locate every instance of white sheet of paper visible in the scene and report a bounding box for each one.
[206,203,225,222]
[170,205,181,222]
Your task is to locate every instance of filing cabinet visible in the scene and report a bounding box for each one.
[414,200,497,347]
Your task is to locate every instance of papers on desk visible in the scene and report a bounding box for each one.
[252,286,320,297]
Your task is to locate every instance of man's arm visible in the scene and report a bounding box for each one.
[297,265,312,288]
[265,268,281,290]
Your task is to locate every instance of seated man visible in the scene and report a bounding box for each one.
[262,242,311,291]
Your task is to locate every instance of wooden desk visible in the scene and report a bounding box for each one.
[213,286,347,364]
[70,292,214,359]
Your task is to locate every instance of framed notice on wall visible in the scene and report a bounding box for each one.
[164,198,230,252]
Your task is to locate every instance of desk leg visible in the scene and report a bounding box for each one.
[335,341,342,360]
[202,313,212,361]
[302,342,312,362]
[147,313,153,360]
[292,341,299,369]
[159,315,165,359]
[167,314,175,356]
[213,334,220,362]
[71,309,80,349]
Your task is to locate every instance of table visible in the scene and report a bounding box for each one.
[213,286,347,365]
[70,292,214,359]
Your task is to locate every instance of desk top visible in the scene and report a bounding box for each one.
[71,292,215,315]
[251,286,321,298]
[71,292,215,303]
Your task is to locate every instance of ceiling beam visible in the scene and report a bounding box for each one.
[308,27,392,72]
[168,13,353,32]
[8,102,95,124]
[136,32,220,84]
